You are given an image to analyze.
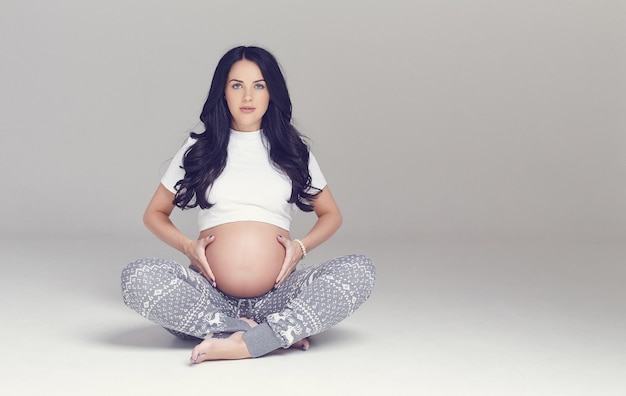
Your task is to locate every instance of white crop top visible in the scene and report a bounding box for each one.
[160,129,327,231]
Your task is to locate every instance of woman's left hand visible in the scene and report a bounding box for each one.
[275,235,303,287]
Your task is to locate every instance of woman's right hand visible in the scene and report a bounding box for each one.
[184,235,217,287]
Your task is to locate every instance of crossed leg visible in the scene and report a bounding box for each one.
[190,318,309,364]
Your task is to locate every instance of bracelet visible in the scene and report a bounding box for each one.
[293,239,307,259]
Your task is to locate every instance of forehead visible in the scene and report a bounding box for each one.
[228,59,264,80]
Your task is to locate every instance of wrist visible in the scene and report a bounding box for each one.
[293,238,307,260]
[179,236,194,254]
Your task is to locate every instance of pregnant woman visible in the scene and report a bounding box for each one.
[121,46,376,363]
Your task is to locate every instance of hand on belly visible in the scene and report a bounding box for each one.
[203,222,288,298]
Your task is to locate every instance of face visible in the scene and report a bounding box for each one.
[224,59,270,132]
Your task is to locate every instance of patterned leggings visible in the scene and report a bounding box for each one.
[121,254,376,357]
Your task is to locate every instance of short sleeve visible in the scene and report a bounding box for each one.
[160,137,197,194]
[308,152,327,191]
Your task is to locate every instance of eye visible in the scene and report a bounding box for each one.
[254,83,266,89]
[231,83,242,89]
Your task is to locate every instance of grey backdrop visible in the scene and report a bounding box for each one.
[1,0,624,246]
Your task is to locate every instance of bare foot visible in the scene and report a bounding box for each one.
[190,332,251,363]
[189,318,310,363]
[190,317,258,364]
[291,337,310,351]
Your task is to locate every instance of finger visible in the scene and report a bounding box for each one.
[275,236,289,284]
[203,266,216,287]
[275,266,286,286]
[277,266,297,287]
[277,235,299,259]
[202,234,216,247]
[276,255,299,287]
[200,260,216,286]
[277,234,291,247]
[196,246,216,287]
[275,257,291,286]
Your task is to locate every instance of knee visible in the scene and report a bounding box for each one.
[349,254,376,290]
[120,258,177,296]
[120,258,149,305]
[120,258,182,314]
[327,254,376,293]
[353,254,376,276]
[120,258,150,289]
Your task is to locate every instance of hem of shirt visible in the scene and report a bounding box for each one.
[199,219,291,233]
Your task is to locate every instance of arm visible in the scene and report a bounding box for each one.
[296,186,342,253]
[275,186,342,285]
[143,184,217,285]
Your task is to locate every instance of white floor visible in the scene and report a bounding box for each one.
[1,236,625,396]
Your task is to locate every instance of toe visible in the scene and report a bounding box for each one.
[291,337,310,351]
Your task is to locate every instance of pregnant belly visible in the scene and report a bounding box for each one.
[201,222,288,298]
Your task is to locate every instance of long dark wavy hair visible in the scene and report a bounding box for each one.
[172,46,320,212]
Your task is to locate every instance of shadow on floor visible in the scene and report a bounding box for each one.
[100,324,366,352]
[101,325,196,349]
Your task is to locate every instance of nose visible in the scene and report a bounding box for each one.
[243,88,253,102]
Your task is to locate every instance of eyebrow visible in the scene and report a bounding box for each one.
[228,79,266,83]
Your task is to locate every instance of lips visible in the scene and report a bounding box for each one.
[240,106,256,113]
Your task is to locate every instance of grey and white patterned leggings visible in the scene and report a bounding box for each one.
[121,254,376,357]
